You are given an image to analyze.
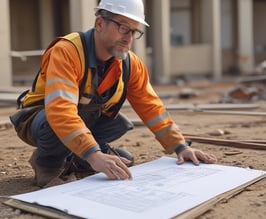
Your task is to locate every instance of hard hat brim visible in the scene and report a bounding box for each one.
[95,7,149,27]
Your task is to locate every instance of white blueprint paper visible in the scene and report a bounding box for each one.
[11,156,265,219]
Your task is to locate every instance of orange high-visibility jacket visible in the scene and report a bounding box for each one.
[23,29,185,159]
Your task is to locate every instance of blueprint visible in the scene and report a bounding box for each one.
[11,156,265,219]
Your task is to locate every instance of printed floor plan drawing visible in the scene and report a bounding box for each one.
[9,157,265,219]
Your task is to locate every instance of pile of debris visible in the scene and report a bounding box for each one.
[220,75,266,103]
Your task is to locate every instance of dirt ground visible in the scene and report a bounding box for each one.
[0,80,265,219]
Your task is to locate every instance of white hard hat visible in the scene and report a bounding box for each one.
[95,0,149,26]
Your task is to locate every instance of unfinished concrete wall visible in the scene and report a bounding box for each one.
[0,0,12,87]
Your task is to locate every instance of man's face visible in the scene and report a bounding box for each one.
[97,15,140,59]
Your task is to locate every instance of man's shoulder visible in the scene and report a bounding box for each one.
[128,51,142,64]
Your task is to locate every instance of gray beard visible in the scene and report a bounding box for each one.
[110,48,128,60]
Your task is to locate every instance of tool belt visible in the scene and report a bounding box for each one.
[9,105,43,146]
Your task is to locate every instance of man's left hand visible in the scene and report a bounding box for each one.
[176,146,217,165]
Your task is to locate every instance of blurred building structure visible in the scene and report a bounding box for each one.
[1,0,266,86]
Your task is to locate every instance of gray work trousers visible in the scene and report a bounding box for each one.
[30,109,134,168]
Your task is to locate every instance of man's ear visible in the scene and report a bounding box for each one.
[95,17,105,32]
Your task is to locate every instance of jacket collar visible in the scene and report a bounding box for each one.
[84,28,97,69]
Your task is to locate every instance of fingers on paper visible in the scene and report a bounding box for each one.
[176,155,185,165]
[177,149,199,166]
[106,158,132,180]
[176,148,217,165]
[195,150,217,164]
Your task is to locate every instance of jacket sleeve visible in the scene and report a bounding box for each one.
[43,40,99,159]
[126,52,186,153]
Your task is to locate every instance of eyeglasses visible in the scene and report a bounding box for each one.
[103,17,144,40]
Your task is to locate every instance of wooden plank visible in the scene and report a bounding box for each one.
[0,87,26,104]
[130,118,144,126]
[184,136,266,150]
[124,102,259,111]
[182,133,266,145]
[241,140,266,144]
[0,93,19,103]
[198,110,266,116]
[236,75,266,83]
[4,199,83,219]
[166,103,259,111]
[0,86,27,93]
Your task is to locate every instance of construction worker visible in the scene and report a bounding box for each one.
[10,0,217,188]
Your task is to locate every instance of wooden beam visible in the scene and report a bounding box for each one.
[196,110,266,116]
[4,199,81,219]
[184,135,266,150]
[165,103,259,111]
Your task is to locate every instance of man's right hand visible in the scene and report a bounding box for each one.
[86,151,132,180]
